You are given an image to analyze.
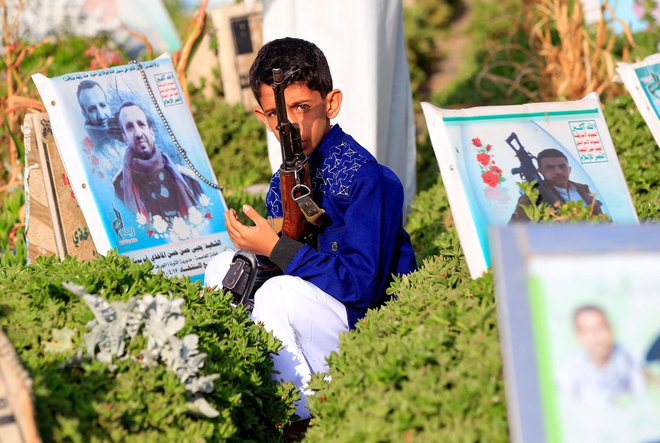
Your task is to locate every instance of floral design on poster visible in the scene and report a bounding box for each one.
[472,137,510,214]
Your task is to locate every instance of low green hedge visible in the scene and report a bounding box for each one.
[604,94,660,220]
[0,253,297,442]
[305,234,508,442]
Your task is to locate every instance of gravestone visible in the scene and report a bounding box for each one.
[188,2,263,109]
[23,113,98,263]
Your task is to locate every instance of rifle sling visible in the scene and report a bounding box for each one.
[290,183,325,226]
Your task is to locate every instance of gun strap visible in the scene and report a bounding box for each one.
[291,184,325,226]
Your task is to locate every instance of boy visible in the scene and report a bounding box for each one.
[204,37,416,419]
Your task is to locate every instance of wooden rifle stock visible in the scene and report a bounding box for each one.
[280,165,314,241]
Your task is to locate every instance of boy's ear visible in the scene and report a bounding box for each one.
[253,107,272,132]
[325,89,343,119]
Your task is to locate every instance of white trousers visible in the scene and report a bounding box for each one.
[204,251,349,419]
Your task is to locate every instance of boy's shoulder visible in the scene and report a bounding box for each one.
[311,126,381,199]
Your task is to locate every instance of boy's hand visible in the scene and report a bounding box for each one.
[224,204,279,257]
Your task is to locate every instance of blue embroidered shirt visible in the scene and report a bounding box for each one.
[266,124,417,329]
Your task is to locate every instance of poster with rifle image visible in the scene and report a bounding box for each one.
[421,92,638,278]
[32,54,232,282]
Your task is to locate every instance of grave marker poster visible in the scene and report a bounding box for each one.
[421,93,637,278]
[491,224,660,443]
[32,55,233,282]
[617,52,660,148]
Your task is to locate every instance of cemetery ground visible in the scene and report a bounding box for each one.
[1,0,660,441]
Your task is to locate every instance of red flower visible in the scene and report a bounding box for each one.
[491,165,503,176]
[147,230,154,237]
[476,153,490,166]
[482,170,500,188]
[205,213,212,219]
[471,137,482,147]
[91,155,99,166]
[486,144,492,151]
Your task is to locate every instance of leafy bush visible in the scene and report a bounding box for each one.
[604,94,660,220]
[0,252,297,442]
[304,78,660,442]
[403,0,460,99]
[405,176,451,261]
[192,95,271,192]
[0,189,26,267]
[304,237,508,442]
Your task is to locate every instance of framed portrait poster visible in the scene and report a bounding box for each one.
[32,54,233,282]
[617,53,660,148]
[491,224,660,443]
[421,93,638,278]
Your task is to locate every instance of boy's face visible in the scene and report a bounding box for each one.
[254,82,341,157]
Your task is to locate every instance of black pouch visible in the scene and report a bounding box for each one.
[222,250,281,309]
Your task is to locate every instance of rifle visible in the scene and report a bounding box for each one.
[220,68,325,307]
[271,68,324,244]
[506,132,557,205]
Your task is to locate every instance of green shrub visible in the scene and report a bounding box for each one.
[405,176,451,262]
[0,189,26,267]
[0,252,297,442]
[192,96,271,192]
[305,90,660,441]
[404,0,459,99]
[304,240,507,442]
[604,94,660,220]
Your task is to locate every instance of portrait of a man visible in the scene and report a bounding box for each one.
[77,80,124,180]
[561,305,642,405]
[113,102,203,221]
[510,148,604,222]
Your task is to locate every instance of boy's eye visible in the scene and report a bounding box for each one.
[296,104,310,112]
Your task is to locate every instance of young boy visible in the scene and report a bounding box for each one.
[204,37,416,419]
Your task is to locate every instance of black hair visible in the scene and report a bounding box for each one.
[249,37,333,104]
[76,80,105,105]
[573,305,610,329]
[537,148,568,166]
[117,101,154,130]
